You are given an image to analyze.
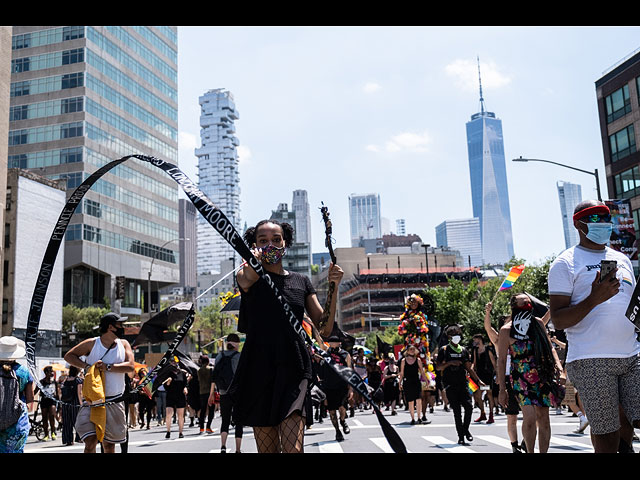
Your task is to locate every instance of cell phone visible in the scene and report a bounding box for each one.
[600,259,617,282]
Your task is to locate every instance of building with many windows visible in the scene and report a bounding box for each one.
[596,49,640,230]
[195,88,241,275]
[349,193,382,247]
[557,181,582,250]
[9,26,179,319]
[270,202,311,277]
[435,218,482,267]
[466,59,514,266]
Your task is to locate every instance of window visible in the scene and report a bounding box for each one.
[614,166,640,199]
[609,124,637,162]
[605,85,631,123]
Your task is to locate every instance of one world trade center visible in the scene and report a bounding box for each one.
[466,58,514,266]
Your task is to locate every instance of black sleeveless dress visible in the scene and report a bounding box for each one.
[402,359,421,402]
[230,271,315,427]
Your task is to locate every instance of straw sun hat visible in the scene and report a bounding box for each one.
[0,336,26,361]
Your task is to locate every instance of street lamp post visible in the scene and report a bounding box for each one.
[512,156,602,201]
[421,243,430,287]
[147,237,189,321]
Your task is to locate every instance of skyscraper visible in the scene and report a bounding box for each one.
[9,26,179,317]
[466,58,514,265]
[292,189,311,246]
[557,181,582,249]
[195,88,241,274]
[349,193,382,247]
[396,218,406,236]
[435,218,482,267]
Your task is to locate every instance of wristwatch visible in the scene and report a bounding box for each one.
[106,363,112,372]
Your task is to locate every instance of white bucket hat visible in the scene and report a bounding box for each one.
[0,336,26,361]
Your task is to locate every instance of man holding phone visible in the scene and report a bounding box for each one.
[548,200,640,453]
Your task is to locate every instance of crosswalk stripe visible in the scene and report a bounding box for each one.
[317,441,344,453]
[422,435,476,453]
[475,434,515,450]
[549,436,594,452]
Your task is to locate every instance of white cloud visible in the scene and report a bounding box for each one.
[179,131,198,151]
[444,58,511,92]
[237,145,252,164]
[366,130,432,154]
[362,82,382,94]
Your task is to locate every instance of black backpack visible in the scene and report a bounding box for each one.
[0,365,23,431]
[212,351,239,393]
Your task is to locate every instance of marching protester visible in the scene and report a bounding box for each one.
[549,199,640,453]
[64,312,135,453]
[320,335,353,441]
[471,334,496,424]
[436,325,484,445]
[497,293,565,453]
[137,368,156,430]
[0,336,34,454]
[485,303,525,452]
[35,365,60,441]
[382,353,400,415]
[164,356,188,439]
[231,219,343,453]
[210,333,243,453]
[59,365,83,446]
[399,344,427,425]
[198,355,215,434]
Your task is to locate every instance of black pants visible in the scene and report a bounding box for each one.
[220,394,243,438]
[198,394,215,430]
[446,384,472,439]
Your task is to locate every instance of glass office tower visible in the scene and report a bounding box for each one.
[557,181,582,250]
[9,26,179,316]
[349,193,382,247]
[435,218,482,267]
[466,64,514,265]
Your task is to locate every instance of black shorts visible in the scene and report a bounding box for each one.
[504,383,520,415]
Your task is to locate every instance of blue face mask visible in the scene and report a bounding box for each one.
[581,222,612,245]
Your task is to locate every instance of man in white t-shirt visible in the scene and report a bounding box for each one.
[548,200,640,453]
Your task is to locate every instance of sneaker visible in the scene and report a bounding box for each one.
[206,428,214,434]
[486,415,495,424]
[458,437,469,446]
[179,433,184,439]
[42,435,50,442]
[221,446,227,453]
[391,410,397,416]
[465,432,473,442]
[474,413,486,423]
[574,415,590,434]
[51,433,56,440]
[165,432,171,439]
[199,429,205,435]
[511,441,522,453]
[335,430,344,442]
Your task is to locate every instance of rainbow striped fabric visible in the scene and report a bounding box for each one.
[498,264,525,291]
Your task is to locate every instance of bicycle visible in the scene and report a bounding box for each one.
[28,400,46,441]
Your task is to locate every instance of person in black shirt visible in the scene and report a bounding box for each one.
[321,336,352,442]
[232,219,344,453]
[436,325,484,445]
[471,334,497,424]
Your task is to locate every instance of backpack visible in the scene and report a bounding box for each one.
[0,365,23,431]
[212,351,239,393]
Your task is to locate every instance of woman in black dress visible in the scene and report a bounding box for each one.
[232,219,343,453]
[399,345,426,425]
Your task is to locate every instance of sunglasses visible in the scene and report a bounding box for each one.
[579,213,611,223]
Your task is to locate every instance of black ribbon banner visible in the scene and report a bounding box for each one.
[24,154,406,453]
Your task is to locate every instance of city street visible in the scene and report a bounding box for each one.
[23,403,615,454]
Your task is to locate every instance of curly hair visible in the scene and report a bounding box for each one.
[243,219,295,247]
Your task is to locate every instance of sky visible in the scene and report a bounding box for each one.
[176,26,640,266]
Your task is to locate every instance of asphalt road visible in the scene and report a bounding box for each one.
[23,402,620,454]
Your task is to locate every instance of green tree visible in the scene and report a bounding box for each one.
[62,304,109,335]
[191,296,238,353]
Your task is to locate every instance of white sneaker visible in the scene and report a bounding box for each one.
[574,415,589,433]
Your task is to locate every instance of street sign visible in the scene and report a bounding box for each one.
[380,320,400,327]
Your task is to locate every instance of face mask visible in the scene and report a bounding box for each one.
[113,325,125,338]
[581,222,612,245]
[450,335,461,345]
[260,244,286,264]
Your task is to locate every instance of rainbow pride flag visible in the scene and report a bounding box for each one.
[468,378,479,395]
[498,264,525,291]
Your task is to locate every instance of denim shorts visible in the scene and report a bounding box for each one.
[566,355,640,435]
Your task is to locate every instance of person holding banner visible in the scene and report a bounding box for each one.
[232,219,344,453]
[548,199,640,453]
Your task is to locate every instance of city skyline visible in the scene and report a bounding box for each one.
[177,26,640,265]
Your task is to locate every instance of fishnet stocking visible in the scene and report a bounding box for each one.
[253,413,305,453]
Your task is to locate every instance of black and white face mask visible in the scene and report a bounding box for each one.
[510,305,533,340]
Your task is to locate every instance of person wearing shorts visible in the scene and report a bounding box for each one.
[64,313,135,453]
[549,200,640,453]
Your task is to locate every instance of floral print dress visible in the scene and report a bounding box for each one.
[508,339,556,408]
[0,363,33,453]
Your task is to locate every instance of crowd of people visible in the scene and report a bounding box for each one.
[2,200,640,454]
